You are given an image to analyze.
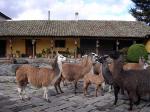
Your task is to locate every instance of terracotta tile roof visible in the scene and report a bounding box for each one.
[0,20,149,38]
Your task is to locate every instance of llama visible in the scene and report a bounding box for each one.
[93,62,102,75]
[60,53,97,94]
[123,57,148,70]
[83,71,104,97]
[96,55,114,92]
[110,52,150,110]
[83,54,104,97]
[16,54,66,102]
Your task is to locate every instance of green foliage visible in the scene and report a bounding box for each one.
[36,53,42,58]
[42,49,46,55]
[45,48,51,54]
[119,47,129,55]
[41,48,51,57]
[127,44,148,62]
[129,0,150,26]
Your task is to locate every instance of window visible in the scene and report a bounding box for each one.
[55,40,66,48]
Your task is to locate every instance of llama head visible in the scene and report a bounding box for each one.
[90,52,99,63]
[98,55,109,63]
[144,63,149,69]
[139,56,146,64]
[57,54,66,63]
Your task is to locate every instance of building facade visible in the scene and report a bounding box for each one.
[0,20,149,58]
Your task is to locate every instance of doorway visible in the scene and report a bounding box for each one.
[0,40,6,57]
[25,39,36,57]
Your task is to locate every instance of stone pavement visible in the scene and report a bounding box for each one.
[0,77,150,112]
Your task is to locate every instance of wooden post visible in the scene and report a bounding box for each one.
[133,40,136,44]
[116,40,119,51]
[9,39,13,58]
[96,40,99,55]
[51,39,54,58]
[32,39,36,58]
[74,40,77,59]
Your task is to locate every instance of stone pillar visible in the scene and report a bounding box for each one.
[96,40,99,55]
[116,40,119,51]
[32,39,36,58]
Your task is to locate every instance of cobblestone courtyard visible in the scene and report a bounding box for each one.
[0,77,150,112]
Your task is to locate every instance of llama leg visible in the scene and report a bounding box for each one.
[135,94,141,105]
[43,87,46,99]
[129,98,133,111]
[63,80,67,86]
[100,84,104,96]
[101,82,105,91]
[43,87,51,102]
[83,82,89,96]
[108,85,112,93]
[74,81,78,94]
[43,89,47,99]
[58,83,63,93]
[57,77,64,93]
[113,85,120,105]
[17,87,24,100]
[22,87,31,100]
[62,77,67,86]
[127,91,136,110]
[95,85,99,97]
[54,83,59,94]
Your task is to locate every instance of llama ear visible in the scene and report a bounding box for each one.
[109,51,121,59]
[56,51,60,56]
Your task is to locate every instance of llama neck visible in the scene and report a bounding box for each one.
[82,57,93,76]
[53,59,61,77]
[102,62,110,75]
[112,60,123,78]
[89,64,94,74]
[57,61,62,73]
[56,61,62,75]
[102,62,113,84]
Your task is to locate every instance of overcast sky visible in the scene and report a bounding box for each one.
[0,0,136,21]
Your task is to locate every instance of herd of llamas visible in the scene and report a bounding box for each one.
[15,52,150,110]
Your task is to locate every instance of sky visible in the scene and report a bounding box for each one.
[0,0,136,21]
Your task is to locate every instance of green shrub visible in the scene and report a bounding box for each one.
[127,44,148,62]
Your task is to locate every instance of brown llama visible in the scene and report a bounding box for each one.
[123,57,148,70]
[83,72,104,97]
[93,62,102,75]
[110,52,150,110]
[16,54,66,102]
[60,53,97,94]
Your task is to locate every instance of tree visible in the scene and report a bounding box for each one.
[130,0,150,26]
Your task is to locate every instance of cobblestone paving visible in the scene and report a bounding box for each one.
[0,78,150,112]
